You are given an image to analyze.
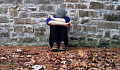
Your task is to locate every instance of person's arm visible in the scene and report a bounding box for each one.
[49,15,65,23]
[48,21,72,28]
[48,15,72,28]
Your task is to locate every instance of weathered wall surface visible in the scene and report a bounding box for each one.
[0,0,120,47]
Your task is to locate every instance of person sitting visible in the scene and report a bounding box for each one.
[46,8,72,51]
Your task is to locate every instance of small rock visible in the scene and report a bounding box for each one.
[90,68,100,70]
[27,55,32,58]
[61,61,66,64]
[12,54,19,58]
[19,55,24,58]
[24,59,36,67]
[0,57,7,60]
[17,49,22,52]
[32,65,46,70]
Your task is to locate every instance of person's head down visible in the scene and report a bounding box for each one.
[56,8,66,18]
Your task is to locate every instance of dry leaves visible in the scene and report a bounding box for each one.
[0,46,120,70]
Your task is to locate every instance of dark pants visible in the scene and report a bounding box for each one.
[49,25,68,48]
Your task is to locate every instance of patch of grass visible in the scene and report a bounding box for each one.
[68,40,79,47]
[38,48,46,50]
[80,40,97,48]
[2,61,16,65]
[2,62,11,65]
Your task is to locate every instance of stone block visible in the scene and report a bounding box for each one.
[65,0,78,3]
[14,18,37,25]
[28,8,37,11]
[89,11,98,18]
[19,37,37,43]
[0,16,9,23]
[97,35,103,38]
[80,10,98,18]
[90,2,104,9]
[91,21,98,25]
[79,37,85,41]
[19,12,28,18]
[34,27,45,36]
[105,31,110,37]
[30,13,48,18]
[11,38,18,42]
[47,6,55,12]
[24,27,33,33]
[0,25,10,27]
[104,14,120,21]
[67,4,74,9]
[111,40,119,45]
[81,19,90,24]
[0,28,2,30]
[0,1,3,4]
[70,36,79,40]
[87,38,94,41]
[12,33,17,37]
[74,25,81,31]
[97,22,118,29]
[75,4,87,9]
[83,26,96,32]
[14,26,23,32]
[71,21,79,25]
[80,0,87,3]
[9,9,18,18]
[70,16,78,21]
[24,0,50,4]
[116,5,120,10]
[14,18,27,25]
[112,35,119,40]
[35,0,50,4]
[4,0,22,4]
[112,0,118,1]
[0,33,9,37]
[79,10,89,17]
[88,34,97,37]
[26,19,37,25]
[34,27,45,32]
[24,0,34,3]
[69,10,76,13]
[0,7,8,14]
[99,39,110,45]
[34,31,45,36]
[106,5,114,10]
[98,30,103,32]
[39,5,47,12]
[51,0,64,4]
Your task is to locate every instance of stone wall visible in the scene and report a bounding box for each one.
[0,0,120,47]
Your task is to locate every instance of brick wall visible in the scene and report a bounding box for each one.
[0,0,120,47]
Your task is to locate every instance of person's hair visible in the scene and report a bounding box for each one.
[56,8,66,18]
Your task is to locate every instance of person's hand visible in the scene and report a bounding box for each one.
[65,23,72,28]
[49,15,54,20]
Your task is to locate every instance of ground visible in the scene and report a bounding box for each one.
[0,46,120,70]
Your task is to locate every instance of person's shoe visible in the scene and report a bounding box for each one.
[59,41,67,51]
[50,42,58,51]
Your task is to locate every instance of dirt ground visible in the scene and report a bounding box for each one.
[0,46,120,70]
